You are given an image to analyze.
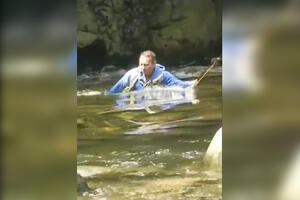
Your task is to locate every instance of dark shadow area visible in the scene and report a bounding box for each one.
[77,40,108,74]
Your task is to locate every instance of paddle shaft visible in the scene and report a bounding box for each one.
[194,60,218,87]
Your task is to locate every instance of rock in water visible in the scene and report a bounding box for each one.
[77,174,90,195]
[277,147,300,200]
[77,165,112,178]
[204,127,222,169]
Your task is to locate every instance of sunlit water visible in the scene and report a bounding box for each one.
[77,66,222,200]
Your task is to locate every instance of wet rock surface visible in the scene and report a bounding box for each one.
[78,0,222,73]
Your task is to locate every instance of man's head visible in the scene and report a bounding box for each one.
[139,50,156,78]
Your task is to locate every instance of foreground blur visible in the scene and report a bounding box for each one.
[2,0,76,200]
[223,1,300,200]
[2,0,300,199]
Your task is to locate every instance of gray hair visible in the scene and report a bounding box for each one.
[140,50,156,64]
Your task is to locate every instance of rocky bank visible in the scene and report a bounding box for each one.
[78,0,222,73]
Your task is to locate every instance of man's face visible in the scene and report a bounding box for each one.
[139,55,155,78]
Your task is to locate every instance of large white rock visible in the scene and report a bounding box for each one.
[204,127,222,169]
[277,147,300,200]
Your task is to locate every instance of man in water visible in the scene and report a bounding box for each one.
[108,50,194,94]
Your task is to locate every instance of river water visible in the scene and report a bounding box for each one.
[77,65,222,200]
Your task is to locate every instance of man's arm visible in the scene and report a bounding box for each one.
[108,73,130,94]
[162,71,192,88]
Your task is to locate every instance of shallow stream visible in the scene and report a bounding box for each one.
[77,65,222,200]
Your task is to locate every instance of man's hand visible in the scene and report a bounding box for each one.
[190,79,198,88]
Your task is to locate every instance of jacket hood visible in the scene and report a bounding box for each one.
[149,64,165,80]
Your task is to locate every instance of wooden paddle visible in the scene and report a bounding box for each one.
[193,57,221,87]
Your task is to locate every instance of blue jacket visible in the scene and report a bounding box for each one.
[108,64,191,94]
